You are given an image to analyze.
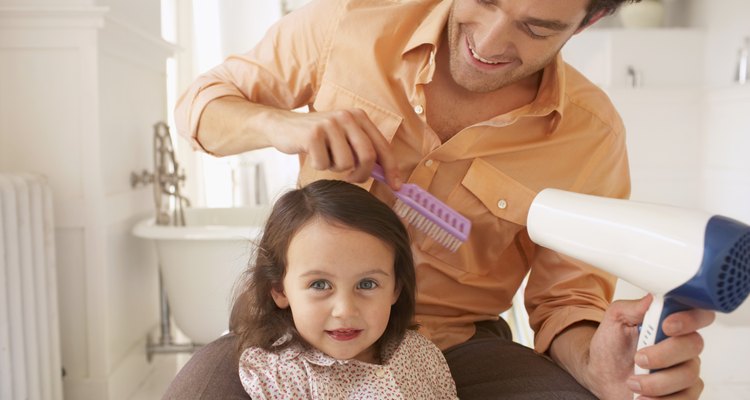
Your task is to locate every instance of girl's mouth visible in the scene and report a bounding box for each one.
[326,329,362,341]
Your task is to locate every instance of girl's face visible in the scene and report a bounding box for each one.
[271,218,400,364]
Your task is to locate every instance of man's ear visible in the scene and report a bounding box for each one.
[575,8,609,34]
[271,286,289,308]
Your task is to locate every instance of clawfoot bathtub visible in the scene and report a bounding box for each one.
[133,206,271,344]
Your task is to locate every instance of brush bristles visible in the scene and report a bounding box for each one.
[394,199,462,252]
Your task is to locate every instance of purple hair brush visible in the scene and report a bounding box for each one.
[371,164,471,252]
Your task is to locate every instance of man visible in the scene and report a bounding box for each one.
[168,0,713,398]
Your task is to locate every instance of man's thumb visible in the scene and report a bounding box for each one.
[610,294,654,326]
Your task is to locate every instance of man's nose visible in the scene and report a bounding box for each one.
[473,12,515,57]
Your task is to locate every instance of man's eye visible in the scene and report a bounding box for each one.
[309,280,331,290]
[525,24,553,39]
[358,279,379,290]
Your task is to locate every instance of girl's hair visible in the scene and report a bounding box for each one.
[230,179,416,356]
[583,0,640,26]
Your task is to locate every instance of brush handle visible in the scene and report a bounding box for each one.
[370,163,388,183]
[635,294,692,375]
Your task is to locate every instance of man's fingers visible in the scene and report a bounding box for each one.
[635,333,704,371]
[629,358,702,398]
[352,108,400,189]
[324,117,357,172]
[661,309,716,337]
[304,126,332,170]
[338,109,378,182]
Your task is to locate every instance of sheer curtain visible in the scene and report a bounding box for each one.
[162,0,301,208]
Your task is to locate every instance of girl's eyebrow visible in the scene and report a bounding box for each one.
[298,269,391,278]
[522,17,570,31]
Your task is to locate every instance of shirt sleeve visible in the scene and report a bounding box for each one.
[173,0,343,151]
[524,112,631,354]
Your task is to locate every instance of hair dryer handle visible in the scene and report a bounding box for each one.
[635,294,693,375]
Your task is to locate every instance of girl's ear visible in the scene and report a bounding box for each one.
[271,285,289,308]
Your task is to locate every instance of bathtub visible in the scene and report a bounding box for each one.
[133,206,271,344]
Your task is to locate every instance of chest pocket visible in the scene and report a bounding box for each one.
[461,158,537,226]
[300,81,404,184]
[418,158,538,277]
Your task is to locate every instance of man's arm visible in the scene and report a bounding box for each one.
[195,96,401,187]
[549,297,714,399]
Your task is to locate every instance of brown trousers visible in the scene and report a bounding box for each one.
[162,319,597,399]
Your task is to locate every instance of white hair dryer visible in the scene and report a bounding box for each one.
[527,189,750,375]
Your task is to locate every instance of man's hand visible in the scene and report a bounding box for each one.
[584,295,715,399]
[198,97,402,190]
[268,108,401,189]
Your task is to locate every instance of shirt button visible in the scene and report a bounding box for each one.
[375,368,386,378]
[413,104,424,115]
[497,199,508,209]
[424,159,434,168]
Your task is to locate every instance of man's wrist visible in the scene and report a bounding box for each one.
[548,321,600,395]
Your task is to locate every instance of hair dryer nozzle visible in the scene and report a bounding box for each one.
[669,215,750,313]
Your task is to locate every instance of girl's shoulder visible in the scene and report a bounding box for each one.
[239,344,314,398]
[401,330,443,353]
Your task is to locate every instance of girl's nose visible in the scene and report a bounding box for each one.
[331,294,359,318]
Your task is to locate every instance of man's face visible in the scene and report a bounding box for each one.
[447,0,591,93]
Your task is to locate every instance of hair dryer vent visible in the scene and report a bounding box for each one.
[716,231,750,311]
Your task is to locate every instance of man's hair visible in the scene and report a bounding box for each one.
[583,0,641,26]
[230,179,417,357]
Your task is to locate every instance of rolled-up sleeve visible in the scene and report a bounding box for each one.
[174,0,341,150]
[524,116,631,354]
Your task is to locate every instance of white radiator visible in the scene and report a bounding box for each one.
[0,173,63,400]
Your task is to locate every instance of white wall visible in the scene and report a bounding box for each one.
[0,0,174,398]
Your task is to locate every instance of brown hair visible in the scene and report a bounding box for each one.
[229,179,417,356]
[583,0,641,26]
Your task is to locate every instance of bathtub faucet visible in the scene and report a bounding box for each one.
[152,121,190,226]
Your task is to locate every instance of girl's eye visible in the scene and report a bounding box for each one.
[309,280,331,290]
[357,279,379,290]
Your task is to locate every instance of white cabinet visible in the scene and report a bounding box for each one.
[563,28,704,89]
[563,28,706,208]
[702,85,750,224]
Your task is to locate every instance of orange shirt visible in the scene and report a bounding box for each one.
[175,0,630,353]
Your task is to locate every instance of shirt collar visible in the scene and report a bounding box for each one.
[493,53,565,135]
[402,0,452,56]
[531,53,566,134]
[279,335,404,367]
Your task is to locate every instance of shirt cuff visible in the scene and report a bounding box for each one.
[533,306,606,354]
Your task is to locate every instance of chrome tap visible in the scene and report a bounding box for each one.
[152,121,190,226]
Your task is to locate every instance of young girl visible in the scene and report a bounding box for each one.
[230,179,458,399]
